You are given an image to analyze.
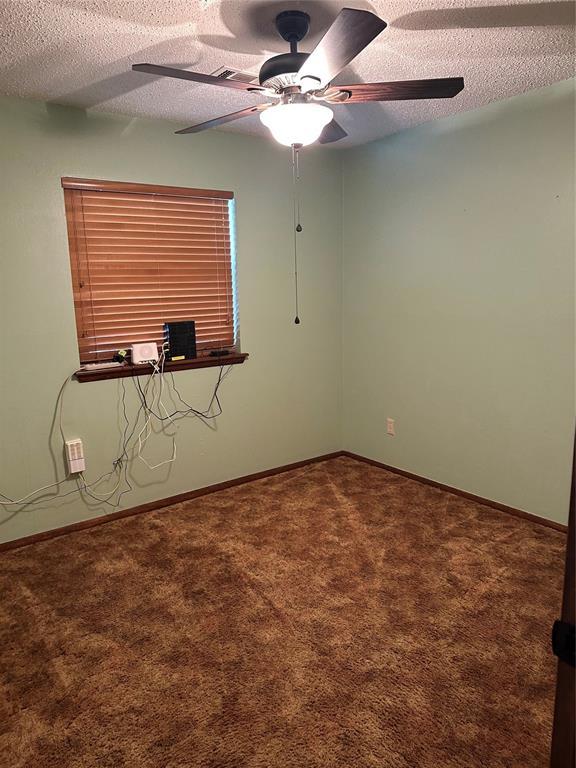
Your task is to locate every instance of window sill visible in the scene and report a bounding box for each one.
[74,353,249,383]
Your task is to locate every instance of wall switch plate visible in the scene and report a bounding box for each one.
[65,438,86,474]
[386,418,395,437]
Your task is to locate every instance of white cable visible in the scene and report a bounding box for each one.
[0,470,121,506]
[0,479,72,505]
[136,350,177,471]
[59,374,73,443]
[2,345,226,506]
[0,373,125,507]
[137,436,177,471]
[156,350,175,425]
[0,374,74,505]
[136,363,157,461]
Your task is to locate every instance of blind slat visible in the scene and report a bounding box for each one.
[79,192,229,204]
[79,201,228,215]
[73,209,229,223]
[78,329,234,345]
[83,286,231,293]
[76,300,232,312]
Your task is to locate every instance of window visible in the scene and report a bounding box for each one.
[62,178,238,364]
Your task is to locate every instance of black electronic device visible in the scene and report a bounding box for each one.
[164,321,197,361]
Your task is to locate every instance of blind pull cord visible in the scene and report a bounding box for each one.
[291,143,302,325]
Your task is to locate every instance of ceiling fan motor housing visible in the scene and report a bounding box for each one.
[259,52,309,89]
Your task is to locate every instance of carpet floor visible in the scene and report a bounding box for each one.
[0,456,566,767]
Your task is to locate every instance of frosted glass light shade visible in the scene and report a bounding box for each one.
[260,102,333,147]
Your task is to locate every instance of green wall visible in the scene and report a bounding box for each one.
[1,80,574,544]
[341,80,575,525]
[0,97,342,544]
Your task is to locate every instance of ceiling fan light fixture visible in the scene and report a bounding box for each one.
[260,102,333,147]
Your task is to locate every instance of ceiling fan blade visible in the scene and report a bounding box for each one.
[319,119,348,144]
[337,77,464,103]
[175,104,272,135]
[297,8,387,90]
[132,63,264,92]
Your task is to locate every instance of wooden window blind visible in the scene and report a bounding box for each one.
[62,178,236,363]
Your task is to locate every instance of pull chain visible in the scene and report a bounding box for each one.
[291,143,302,324]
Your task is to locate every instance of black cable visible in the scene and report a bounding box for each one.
[133,364,232,423]
[114,377,135,508]
[1,360,232,510]
[0,463,123,508]
[169,365,233,420]
[80,377,136,508]
[1,375,140,509]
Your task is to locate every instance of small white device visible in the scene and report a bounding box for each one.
[131,342,159,365]
[65,438,86,474]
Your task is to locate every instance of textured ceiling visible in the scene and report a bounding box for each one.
[0,0,574,147]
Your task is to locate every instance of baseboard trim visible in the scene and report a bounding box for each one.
[1,449,566,553]
[342,451,568,533]
[0,452,343,554]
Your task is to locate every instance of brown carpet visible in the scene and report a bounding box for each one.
[0,456,565,767]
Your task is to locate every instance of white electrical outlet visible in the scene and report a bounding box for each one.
[65,438,86,474]
[386,418,395,437]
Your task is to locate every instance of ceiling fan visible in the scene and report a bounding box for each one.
[132,7,464,147]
